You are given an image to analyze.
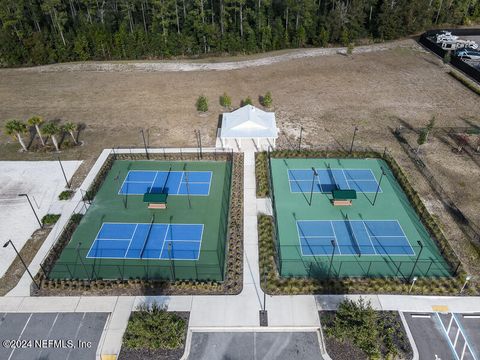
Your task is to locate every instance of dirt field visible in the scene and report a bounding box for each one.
[1,39,480,277]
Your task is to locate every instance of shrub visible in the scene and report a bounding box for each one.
[347,43,354,55]
[196,95,208,112]
[241,96,253,106]
[219,92,232,108]
[261,91,273,108]
[42,214,61,226]
[443,51,451,64]
[123,302,187,350]
[58,190,74,200]
[325,298,380,358]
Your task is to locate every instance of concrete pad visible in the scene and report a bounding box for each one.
[268,296,319,327]
[0,161,82,277]
[315,295,382,311]
[243,216,259,245]
[244,189,258,216]
[75,297,118,313]
[256,198,272,215]
[17,296,80,312]
[378,295,480,312]
[133,295,193,312]
[0,297,24,311]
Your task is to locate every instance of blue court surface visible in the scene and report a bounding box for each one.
[288,168,380,193]
[87,223,204,260]
[297,220,414,256]
[119,170,212,196]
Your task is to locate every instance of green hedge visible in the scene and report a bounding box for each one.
[255,152,269,197]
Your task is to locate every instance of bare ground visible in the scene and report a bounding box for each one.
[1,39,479,279]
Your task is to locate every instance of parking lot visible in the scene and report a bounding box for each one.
[404,312,479,360]
[0,312,109,360]
[187,331,324,360]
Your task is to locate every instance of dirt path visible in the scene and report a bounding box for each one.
[17,40,417,73]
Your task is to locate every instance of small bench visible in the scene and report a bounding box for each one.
[332,189,357,206]
[332,199,352,206]
[148,203,166,209]
[143,193,167,210]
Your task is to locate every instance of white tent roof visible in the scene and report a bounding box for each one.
[220,105,278,139]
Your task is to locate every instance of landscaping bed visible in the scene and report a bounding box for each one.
[35,151,244,296]
[119,304,189,360]
[256,148,478,295]
[320,299,413,360]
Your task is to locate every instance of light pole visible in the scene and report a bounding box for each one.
[460,276,472,293]
[350,126,359,153]
[3,240,40,289]
[328,240,336,278]
[140,129,149,160]
[408,276,417,293]
[309,167,318,206]
[298,127,304,150]
[373,168,386,206]
[18,193,43,228]
[57,156,71,189]
[409,241,424,282]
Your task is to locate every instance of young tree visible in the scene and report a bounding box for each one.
[42,122,60,151]
[318,28,329,47]
[261,91,272,108]
[242,96,253,106]
[5,119,28,151]
[219,92,232,109]
[416,128,428,153]
[28,115,45,146]
[196,95,208,112]
[347,43,354,55]
[62,122,78,144]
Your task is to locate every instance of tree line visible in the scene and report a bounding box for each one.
[1,0,479,67]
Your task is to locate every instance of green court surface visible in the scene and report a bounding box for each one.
[270,157,453,278]
[49,160,231,281]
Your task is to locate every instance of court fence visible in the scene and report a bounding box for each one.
[262,148,463,280]
[35,148,244,295]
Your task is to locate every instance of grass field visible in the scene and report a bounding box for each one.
[49,159,231,281]
[270,157,452,278]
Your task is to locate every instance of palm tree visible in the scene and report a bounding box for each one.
[27,115,45,146]
[62,122,78,145]
[42,122,60,152]
[5,119,28,151]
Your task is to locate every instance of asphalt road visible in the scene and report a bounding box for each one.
[0,312,109,360]
[187,331,323,360]
[404,312,479,360]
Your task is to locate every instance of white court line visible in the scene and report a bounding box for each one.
[149,172,159,193]
[361,221,379,255]
[176,172,184,195]
[124,224,139,257]
[340,169,351,190]
[329,221,341,255]
[158,224,171,259]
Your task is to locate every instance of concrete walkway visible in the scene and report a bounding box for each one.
[2,146,480,359]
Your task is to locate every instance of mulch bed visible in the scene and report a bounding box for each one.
[119,312,189,360]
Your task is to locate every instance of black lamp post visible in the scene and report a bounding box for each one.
[18,193,42,228]
[373,168,386,206]
[309,167,318,206]
[409,241,424,282]
[350,126,359,153]
[140,129,149,159]
[3,240,39,289]
[298,127,304,150]
[57,156,71,189]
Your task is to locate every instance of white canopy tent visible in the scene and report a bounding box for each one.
[219,105,278,150]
